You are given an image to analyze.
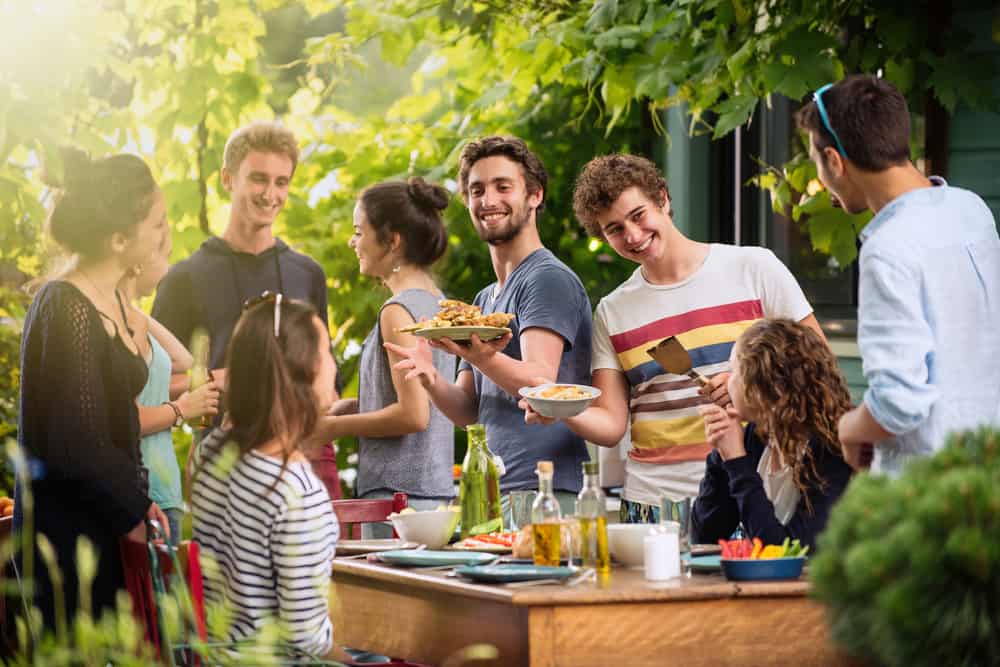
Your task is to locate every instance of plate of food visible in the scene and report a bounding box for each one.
[397,299,515,341]
[414,325,511,342]
[518,383,602,419]
[447,532,517,553]
[336,539,418,557]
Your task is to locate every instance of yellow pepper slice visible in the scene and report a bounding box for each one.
[758,545,786,559]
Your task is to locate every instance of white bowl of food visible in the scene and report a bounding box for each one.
[518,383,601,419]
[607,523,654,568]
[388,507,460,549]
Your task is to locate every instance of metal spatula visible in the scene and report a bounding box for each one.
[646,336,710,387]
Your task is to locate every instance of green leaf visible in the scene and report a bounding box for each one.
[726,40,754,80]
[712,95,756,138]
[884,58,915,95]
[806,209,858,267]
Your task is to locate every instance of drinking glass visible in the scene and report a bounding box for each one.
[509,490,537,531]
[659,495,692,553]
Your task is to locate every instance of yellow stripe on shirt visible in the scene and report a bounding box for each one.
[616,319,759,372]
[630,414,709,450]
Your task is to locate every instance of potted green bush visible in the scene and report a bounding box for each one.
[810,427,1000,667]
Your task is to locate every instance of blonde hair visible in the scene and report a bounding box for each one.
[222,121,300,175]
[735,319,853,512]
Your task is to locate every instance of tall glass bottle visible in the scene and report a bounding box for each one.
[459,424,502,538]
[531,460,562,566]
[189,327,213,428]
[576,461,610,575]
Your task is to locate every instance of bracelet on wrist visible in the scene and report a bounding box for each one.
[166,401,184,427]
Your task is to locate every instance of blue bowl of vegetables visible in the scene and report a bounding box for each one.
[720,556,806,581]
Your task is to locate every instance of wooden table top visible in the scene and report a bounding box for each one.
[332,558,811,607]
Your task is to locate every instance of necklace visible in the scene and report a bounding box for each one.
[79,270,137,341]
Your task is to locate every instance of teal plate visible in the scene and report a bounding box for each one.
[454,564,576,583]
[376,550,496,567]
[683,554,722,573]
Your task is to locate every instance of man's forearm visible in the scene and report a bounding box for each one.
[475,352,557,399]
[563,406,628,447]
[426,377,479,427]
[840,402,894,444]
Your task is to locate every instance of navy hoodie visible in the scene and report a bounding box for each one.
[152,236,328,371]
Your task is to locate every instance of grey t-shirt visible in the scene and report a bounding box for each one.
[357,289,456,498]
[459,249,592,493]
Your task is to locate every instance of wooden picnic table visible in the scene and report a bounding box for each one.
[330,558,852,667]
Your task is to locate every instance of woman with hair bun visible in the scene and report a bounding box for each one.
[315,177,456,531]
[17,148,170,627]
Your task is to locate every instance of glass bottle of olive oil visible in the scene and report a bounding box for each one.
[459,424,502,538]
[576,461,611,575]
[531,460,562,566]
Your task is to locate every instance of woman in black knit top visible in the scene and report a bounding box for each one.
[16,149,170,628]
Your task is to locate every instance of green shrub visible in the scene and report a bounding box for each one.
[810,428,1000,667]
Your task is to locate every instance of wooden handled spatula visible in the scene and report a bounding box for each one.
[646,336,710,387]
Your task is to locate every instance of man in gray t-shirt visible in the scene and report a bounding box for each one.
[387,136,591,503]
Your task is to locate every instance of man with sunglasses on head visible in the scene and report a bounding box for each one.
[152,121,342,498]
[798,74,1000,474]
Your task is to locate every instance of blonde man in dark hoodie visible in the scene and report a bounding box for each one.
[152,121,341,498]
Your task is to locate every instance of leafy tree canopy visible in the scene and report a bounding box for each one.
[0,0,997,483]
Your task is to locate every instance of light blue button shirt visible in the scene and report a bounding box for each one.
[858,177,1000,475]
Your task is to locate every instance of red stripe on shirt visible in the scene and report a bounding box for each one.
[609,299,765,353]
[628,442,713,464]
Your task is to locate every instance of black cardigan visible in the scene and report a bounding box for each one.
[690,423,853,551]
[16,281,151,626]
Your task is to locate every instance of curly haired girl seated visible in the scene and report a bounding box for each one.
[690,318,855,551]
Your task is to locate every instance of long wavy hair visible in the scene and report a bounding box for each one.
[194,297,322,495]
[735,318,853,511]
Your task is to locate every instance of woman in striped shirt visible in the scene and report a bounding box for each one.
[191,294,346,660]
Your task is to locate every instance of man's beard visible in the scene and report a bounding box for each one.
[476,204,531,246]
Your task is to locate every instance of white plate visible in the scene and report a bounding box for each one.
[413,326,510,342]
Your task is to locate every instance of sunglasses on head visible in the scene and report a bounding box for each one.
[242,291,283,338]
[813,83,849,160]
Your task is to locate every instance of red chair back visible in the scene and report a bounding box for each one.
[120,538,207,663]
[332,492,408,539]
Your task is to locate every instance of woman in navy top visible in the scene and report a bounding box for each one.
[691,319,855,551]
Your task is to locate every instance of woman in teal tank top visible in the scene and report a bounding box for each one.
[122,233,221,544]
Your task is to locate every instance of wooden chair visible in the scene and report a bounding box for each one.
[332,492,408,539]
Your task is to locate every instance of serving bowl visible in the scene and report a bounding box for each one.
[720,556,806,581]
[518,383,601,419]
[606,523,652,568]
[388,509,460,549]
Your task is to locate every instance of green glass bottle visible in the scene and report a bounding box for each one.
[459,424,502,538]
[576,461,610,574]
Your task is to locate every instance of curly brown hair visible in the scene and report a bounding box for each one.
[457,135,547,213]
[735,318,852,512]
[572,153,671,237]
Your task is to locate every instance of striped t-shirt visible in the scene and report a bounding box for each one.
[592,244,811,505]
[191,429,339,657]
